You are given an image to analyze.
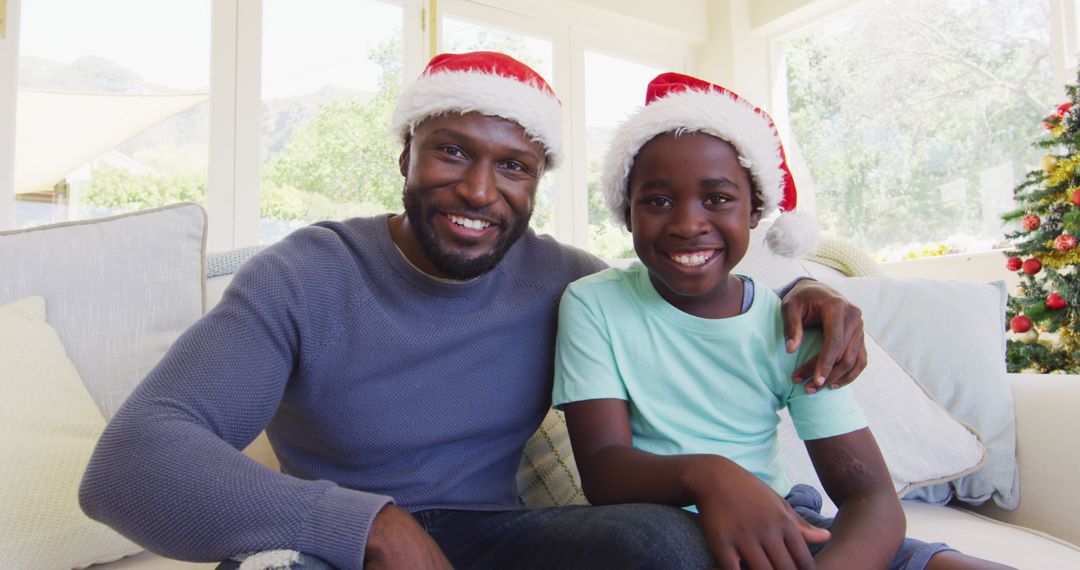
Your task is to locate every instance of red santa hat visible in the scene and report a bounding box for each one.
[390,51,564,168]
[601,72,819,257]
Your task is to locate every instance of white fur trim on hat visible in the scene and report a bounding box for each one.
[601,88,785,224]
[390,70,564,168]
[766,211,821,258]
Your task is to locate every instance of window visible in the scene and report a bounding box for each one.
[14,0,211,228]
[1,0,696,254]
[776,0,1057,260]
[583,51,663,259]
[259,0,405,244]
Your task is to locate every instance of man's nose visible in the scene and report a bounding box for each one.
[456,162,499,207]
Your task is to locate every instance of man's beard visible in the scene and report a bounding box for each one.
[402,188,532,280]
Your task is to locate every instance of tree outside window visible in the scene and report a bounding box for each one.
[781,0,1055,260]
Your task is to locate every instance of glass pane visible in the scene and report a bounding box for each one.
[781,0,1055,260]
[585,51,663,259]
[260,0,404,244]
[15,0,211,228]
[441,17,557,237]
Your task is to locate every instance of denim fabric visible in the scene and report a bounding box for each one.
[786,483,956,570]
[217,487,956,570]
[413,503,712,570]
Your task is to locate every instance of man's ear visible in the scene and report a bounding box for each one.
[399,137,412,177]
[749,208,763,229]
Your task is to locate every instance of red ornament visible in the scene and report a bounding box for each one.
[1056,233,1077,252]
[1043,102,1074,130]
[1023,258,1043,275]
[1011,314,1033,333]
[1022,213,1041,231]
[1073,187,1080,206]
[1006,257,1023,271]
[1047,292,1067,310]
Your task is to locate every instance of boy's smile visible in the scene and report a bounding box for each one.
[627,132,761,318]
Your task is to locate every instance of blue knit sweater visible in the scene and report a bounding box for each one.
[80,215,605,570]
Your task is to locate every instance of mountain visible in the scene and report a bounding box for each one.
[19,56,375,169]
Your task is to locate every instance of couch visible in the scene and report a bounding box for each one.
[2,203,1079,569]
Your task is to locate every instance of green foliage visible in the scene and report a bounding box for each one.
[1006,339,1080,374]
[785,0,1054,256]
[82,166,205,211]
[262,36,404,218]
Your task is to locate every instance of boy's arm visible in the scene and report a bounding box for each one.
[779,279,867,392]
[564,398,829,570]
[804,428,906,569]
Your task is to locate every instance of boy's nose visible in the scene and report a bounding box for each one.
[668,204,710,238]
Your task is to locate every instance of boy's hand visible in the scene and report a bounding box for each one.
[691,458,828,570]
[781,279,866,393]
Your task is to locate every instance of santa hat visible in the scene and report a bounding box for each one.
[601,72,819,257]
[390,51,564,168]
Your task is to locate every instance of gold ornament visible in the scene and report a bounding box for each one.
[1016,329,1040,344]
[1043,154,1059,172]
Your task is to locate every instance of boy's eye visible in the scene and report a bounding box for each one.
[705,195,730,207]
[646,196,672,208]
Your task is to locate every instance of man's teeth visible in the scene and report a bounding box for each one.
[449,214,491,231]
[671,252,712,266]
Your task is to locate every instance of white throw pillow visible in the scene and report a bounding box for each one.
[777,334,986,516]
[0,296,141,569]
[0,203,206,418]
[815,275,1017,509]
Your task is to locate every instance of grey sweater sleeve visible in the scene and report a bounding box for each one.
[80,239,392,570]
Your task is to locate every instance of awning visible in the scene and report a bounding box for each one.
[14,89,210,194]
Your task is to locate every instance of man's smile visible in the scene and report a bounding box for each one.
[446,213,493,232]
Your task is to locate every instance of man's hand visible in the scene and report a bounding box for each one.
[781,279,866,393]
[690,457,829,570]
[365,504,453,570]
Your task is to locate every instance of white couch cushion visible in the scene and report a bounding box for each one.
[902,501,1080,569]
[0,203,206,418]
[0,296,141,569]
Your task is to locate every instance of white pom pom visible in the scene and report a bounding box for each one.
[765,211,820,258]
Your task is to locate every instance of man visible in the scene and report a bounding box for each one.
[81,52,867,570]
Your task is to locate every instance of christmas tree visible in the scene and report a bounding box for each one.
[1001,83,1080,374]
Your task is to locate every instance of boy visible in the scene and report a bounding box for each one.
[553,72,1010,569]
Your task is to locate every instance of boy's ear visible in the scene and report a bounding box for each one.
[398,137,412,177]
[623,207,632,232]
[749,208,762,229]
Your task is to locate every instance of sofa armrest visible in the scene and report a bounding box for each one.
[970,373,1080,546]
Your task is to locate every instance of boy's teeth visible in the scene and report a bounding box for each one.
[671,252,712,266]
[449,214,490,231]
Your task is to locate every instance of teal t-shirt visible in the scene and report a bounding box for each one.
[552,263,867,497]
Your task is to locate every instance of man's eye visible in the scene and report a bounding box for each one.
[502,161,525,172]
[441,146,465,158]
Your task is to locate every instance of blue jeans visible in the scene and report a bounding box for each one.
[787,484,955,570]
[413,503,712,569]
[217,488,953,569]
